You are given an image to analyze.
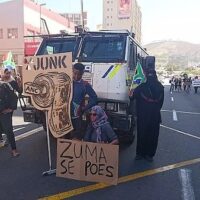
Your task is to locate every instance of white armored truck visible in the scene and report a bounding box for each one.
[20,30,155,144]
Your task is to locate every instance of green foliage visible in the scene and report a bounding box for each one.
[183,67,200,76]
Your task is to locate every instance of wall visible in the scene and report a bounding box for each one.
[0,0,24,65]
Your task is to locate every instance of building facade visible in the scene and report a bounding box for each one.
[103,0,141,43]
[61,12,87,28]
[0,0,75,66]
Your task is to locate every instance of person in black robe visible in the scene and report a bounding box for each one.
[130,69,164,162]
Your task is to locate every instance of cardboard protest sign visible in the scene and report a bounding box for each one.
[22,53,73,138]
[192,79,200,87]
[56,139,119,185]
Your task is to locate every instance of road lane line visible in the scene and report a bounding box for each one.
[13,127,25,132]
[38,158,200,200]
[176,111,200,115]
[179,169,195,200]
[173,110,178,121]
[15,127,43,141]
[0,127,43,149]
[161,124,200,140]
[171,97,174,102]
[161,110,200,115]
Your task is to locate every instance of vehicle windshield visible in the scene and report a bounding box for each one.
[79,35,126,63]
[36,37,80,61]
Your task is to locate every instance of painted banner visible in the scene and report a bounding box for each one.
[22,53,73,138]
[56,139,119,185]
[118,0,131,19]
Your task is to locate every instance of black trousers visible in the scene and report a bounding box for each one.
[0,112,16,150]
[194,87,198,94]
[136,118,160,157]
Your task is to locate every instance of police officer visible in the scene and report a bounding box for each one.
[130,69,164,162]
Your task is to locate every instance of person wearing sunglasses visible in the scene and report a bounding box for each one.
[83,106,118,144]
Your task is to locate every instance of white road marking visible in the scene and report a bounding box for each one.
[161,124,200,140]
[13,127,25,132]
[173,109,178,121]
[161,110,200,115]
[179,169,195,200]
[15,127,43,141]
[171,91,173,94]
[171,97,174,101]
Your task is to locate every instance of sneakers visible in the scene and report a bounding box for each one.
[0,139,9,147]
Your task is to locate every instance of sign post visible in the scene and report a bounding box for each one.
[23,53,73,175]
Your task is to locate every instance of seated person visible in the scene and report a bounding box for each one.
[84,106,118,144]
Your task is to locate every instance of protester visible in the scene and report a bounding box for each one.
[1,68,22,146]
[0,80,20,157]
[1,68,22,94]
[177,78,182,92]
[169,76,175,92]
[174,78,178,91]
[71,63,97,139]
[193,76,199,94]
[84,105,119,144]
[130,69,164,162]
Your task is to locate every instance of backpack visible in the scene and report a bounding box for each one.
[0,82,18,112]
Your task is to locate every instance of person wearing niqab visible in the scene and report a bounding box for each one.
[130,69,164,161]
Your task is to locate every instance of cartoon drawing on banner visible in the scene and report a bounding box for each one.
[23,53,73,138]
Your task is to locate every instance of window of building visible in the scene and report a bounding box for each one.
[107,1,109,3]
[0,29,3,39]
[107,8,109,11]
[107,23,109,26]
[107,16,109,19]
[7,28,18,39]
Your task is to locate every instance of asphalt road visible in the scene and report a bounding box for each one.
[0,85,200,200]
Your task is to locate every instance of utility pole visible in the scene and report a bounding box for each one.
[80,0,84,30]
[40,3,46,34]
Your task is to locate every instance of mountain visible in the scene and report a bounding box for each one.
[144,41,200,68]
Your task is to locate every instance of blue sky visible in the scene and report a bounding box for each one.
[2,0,199,44]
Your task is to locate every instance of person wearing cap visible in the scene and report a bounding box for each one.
[130,68,164,162]
[71,63,97,139]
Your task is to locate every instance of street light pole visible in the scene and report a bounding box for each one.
[40,3,46,34]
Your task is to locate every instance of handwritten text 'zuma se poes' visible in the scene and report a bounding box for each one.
[59,140,114,177]
[26,55,68,70]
